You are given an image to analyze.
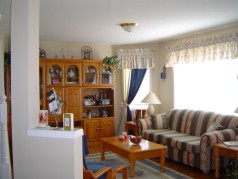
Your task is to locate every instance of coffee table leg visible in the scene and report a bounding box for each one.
[101,142,105,161]
[160,148,166,172]
[129,160,135,178]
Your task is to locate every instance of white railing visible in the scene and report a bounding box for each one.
[0,95,12,179]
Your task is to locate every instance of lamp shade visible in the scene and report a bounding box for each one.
[141,92,161,104]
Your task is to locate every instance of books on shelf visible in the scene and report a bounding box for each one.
[223,141,238,147]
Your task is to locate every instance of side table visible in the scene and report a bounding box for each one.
[214,142,238,178]
[125,121,138,135]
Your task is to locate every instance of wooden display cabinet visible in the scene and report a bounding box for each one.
[40,58,115,145]
[42,59,83,127]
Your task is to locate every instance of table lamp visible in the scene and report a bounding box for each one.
[141,92,161,115]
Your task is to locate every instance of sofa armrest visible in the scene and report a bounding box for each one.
[200,128,238,173]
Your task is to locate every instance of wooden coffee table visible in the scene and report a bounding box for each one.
[100,136,167,178]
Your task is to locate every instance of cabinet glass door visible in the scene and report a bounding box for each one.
[65,63,81,86]
[83,64,98,85]
[46,63,64,86]
[100,67,113,86]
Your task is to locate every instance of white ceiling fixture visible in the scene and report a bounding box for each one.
[120,23,139,33]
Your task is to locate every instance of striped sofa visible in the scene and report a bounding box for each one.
[139,109,238,173]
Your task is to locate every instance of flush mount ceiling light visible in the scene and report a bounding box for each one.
[120,22,139,33]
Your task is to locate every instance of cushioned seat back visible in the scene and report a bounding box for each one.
[167,109,191,134]
[187,110,221,136]
[167,109,222,136]
[220,114,238,129]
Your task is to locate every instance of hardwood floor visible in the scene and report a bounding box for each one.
[90,147,226,179]
[151,158,218,179]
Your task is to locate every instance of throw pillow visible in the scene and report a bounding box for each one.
[206,121,223,133]
[151,113,168,129]
[138,117,152,131]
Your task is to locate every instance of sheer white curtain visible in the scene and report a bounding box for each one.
[174,60,238,113]
[166,32,238,67]
[0,33,12,179]
[116,69,131,135]
[167,31,238,113]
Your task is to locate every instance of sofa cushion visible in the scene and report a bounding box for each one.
[151,113,168,129]
[170,135,201,153]
[142,129,200,153]
[206,121,223,132]
[138,117,152,131]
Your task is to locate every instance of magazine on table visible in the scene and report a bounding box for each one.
[46,88,63,114]
[223,141,238,147]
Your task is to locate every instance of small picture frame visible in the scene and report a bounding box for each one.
[91,109,99,117]
[81,46,93,60]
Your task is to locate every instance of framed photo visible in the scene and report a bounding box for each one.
[81,46,93,59]
[91,109,99,117]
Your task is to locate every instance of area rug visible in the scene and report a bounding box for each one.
[86,152,194,179]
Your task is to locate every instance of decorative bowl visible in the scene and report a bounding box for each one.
[130,135,142,145]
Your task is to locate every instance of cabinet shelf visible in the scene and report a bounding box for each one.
[83,105,113,108]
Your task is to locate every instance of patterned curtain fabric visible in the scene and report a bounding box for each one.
[166,31,238,67]
[117,48,155,69]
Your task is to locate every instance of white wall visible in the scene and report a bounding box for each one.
[40,41,112,59]
[11,1,82,178]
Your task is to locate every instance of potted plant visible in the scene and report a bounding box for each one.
[225,160,238,179]
[102,55,120,73]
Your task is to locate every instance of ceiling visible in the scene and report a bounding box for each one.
[1,0,238,45]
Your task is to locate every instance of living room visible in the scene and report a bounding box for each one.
[1,0,238,179]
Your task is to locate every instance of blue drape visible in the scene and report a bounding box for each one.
[127,68,147,121]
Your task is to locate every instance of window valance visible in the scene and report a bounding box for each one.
[117,48,155,69]
[166,31,238,67]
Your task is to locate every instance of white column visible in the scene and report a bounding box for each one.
[0,31,12,179]
[11,1,83,178]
